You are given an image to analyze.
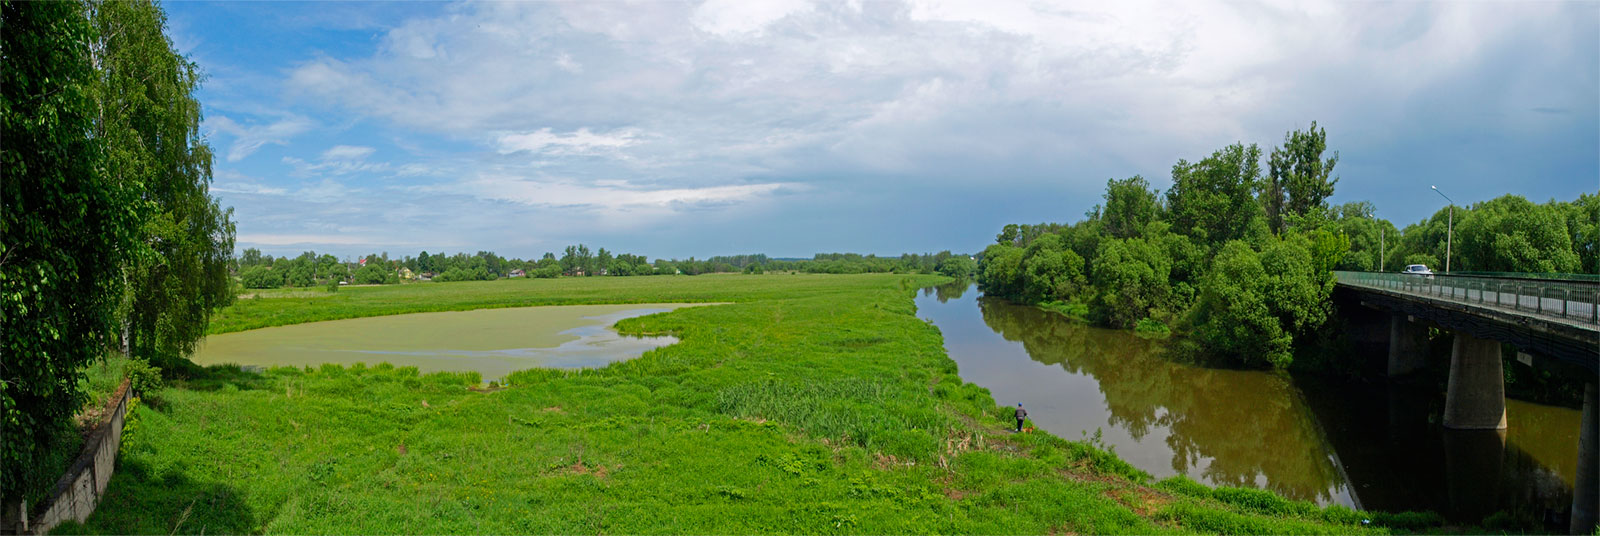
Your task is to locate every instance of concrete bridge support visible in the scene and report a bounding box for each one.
[1442,331,1507,430]
[1573,382,1597,535]
[1388,314,1429,377]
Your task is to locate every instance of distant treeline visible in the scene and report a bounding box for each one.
[233,247,977,289]
[976,121,1596,370]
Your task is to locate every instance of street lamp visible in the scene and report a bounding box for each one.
[1432,185,1453,273]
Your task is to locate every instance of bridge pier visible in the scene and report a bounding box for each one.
[1573,382,1597,535]
[1388,314,1429,376]
[1442,331,1506,430]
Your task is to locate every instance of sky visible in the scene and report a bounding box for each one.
[165,0,1600,260]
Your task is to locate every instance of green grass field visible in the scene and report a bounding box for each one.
[61,274,1412,534]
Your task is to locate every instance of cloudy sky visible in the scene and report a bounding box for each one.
[168,0,1598,260]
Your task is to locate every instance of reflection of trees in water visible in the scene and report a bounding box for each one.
[977,297,1343,502]
[934,281,969,303]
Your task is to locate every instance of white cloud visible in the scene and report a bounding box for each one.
[216,0,1591,256]
[207,115,315,162]
[212,182,288,196]
[321,145,377,161]
[554,52,582,73]
[465,175,794,212]
[691,0,812,38]
[496,128,641,155]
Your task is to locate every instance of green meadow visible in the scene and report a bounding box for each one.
[63,274,1413,534]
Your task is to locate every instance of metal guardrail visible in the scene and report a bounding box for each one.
[1448,271,1600,284]
[1334,271,1600,326]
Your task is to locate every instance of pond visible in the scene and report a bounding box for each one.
[917,282,1579,523]
[192,304,704,381]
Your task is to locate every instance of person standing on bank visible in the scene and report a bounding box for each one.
[1014,403,1028,432]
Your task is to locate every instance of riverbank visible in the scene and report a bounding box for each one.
[64,274,1414,533]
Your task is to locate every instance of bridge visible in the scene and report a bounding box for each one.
[1333,271,1597,533]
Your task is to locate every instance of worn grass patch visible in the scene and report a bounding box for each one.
[62,274,1404,534]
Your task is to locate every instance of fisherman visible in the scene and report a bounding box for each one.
[1014,403,1028,432]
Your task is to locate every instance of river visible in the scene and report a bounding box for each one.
[916,282,1579,523]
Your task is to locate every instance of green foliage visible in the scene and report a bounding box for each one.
[1166,143,1266,246]
[240,266,281,289]
[352,264,396,285]
[976,243,1025,297]
[1190,241,1290,367]
[1265,122,1339,234]
[1133,318,1170,338]
[937,256,977,278]
[1090,237,1171,329]
[1,0,142,503]
[1019,235,1084,303]
[436,266,492,282]
[1100,175,1161,240]
[1454,194,1581,273]
[1190,236,1333,369]
[93,0,236,372]
[3,0,235,500]
[126,358,164,394]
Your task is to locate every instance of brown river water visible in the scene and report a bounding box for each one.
[916,282,1580,523]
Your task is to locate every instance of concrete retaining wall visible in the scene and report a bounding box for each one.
[5,379,131,535]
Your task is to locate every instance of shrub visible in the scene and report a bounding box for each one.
[127,358,163,394]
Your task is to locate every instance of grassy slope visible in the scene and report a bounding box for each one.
[63,274,1392,534]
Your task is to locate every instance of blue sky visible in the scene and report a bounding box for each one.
[167,0,1599,260]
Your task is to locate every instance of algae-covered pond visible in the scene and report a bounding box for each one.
[192,303,705,380]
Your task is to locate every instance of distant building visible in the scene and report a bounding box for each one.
[508,269,526,278]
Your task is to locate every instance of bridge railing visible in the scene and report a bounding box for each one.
[1334,271,1600,325]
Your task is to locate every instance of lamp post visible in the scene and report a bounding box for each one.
[1432,185,1453,273]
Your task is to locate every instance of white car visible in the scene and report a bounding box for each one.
[1401,264,1434,277]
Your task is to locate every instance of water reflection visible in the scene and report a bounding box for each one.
[971,291,1348,503]
[918,282,1580,521]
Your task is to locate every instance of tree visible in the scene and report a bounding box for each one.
[596,248,613,275]
[996,224,1020,245]
[239,247,264,269]
[93,0,235,370]
[1265,122,1339,234]
[2,0,143,501]
[1454,195,1580,273]
[240,266,282,289]
[352,264,391,285]
[937,256,978,278]
[1190,236,1333,369]
[1166,143,1266,247]
[1101,176,1160,239]
[1090,237,1171,328]
[1190,241,1289,368]
[976,244,1025,298]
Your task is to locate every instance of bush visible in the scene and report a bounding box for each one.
[127,358,164,394]
[1133,318,1170,338]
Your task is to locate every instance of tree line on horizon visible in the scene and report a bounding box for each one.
[232,247,979,289]
[976,121,1596,371]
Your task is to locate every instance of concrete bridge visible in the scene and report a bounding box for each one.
[1333,271,1597,533]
